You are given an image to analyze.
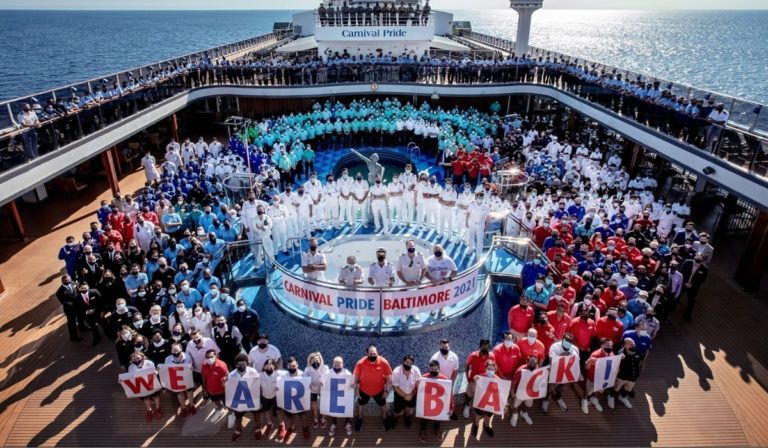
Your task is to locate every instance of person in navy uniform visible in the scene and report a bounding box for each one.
[56,275,84,341]
[228,299,260,352]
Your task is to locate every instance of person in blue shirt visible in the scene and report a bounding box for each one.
[626,289,650,318]
[198,206,215,232]
[174,262,195,285]
[203,232,226,271]
[622,320,652,359]
[96,200,111,226]
[163,239,182,265]
[593,219,615,240]
[617,302,634,331]
[521,257,548,289]
[620,276,641,302]
[124,264,149,296]
[217,220,238,242]
[524,280,551,314]
[177,280,202,308]
[195,269,220,296]
[204,285,237,318]
[567,199,586,222]
[574,217,596,238]
[542,230,560,253]
[58,236,81,278]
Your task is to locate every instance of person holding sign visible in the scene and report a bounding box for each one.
[353,344,393,432]
[418,360,450,443]
[462,338,495,420]
[470,359,500,438]
[583,337,614,414]
[304,352,329,430]
[127,351,162,422]
[510,354,543,427]
[610,337,642,409]
[276,356,311,441]
[162,342,196,418]
[429,339,459,420]
[256,359,280,440]
[322,356,355,437]
[543,332,580,414]
[228,354,261,442]
[389,354,421,429]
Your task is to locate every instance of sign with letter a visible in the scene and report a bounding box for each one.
[158,363,194,392]
[472,376,512,417]
[225,374,261,412]
[277,376,311,414]
[548,355,581,384]
[119,368,162,398]
[591,354,622,393]
[416,378,452,421]
[319,374,355,418]
[515,366,549,401]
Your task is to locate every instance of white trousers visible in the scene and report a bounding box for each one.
[468,223,485,259]
[271,218,287,253]
[437,206,455,236]
[371,200,388,231]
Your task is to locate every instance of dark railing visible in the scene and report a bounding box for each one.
[2,31,766,187]
[313,11,434,27]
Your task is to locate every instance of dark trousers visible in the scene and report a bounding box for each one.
[21,129,39,160]
[81,310,102,341]
[683,287,700,321]
[63,309,80,340]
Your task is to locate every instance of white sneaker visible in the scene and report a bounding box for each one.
[618,396,633,409]
[462,406,470,419]
[510,412,519,427]
[401,315,408,325]
[430,310,437,318]
[413,313,421,323]
[541,400,549,414]
[328,423,336,437]
[581,399,589,414]
[521,411,533,425]
[556,398,568,412]
[328,313,336,322]
[344,315,351,326]
[345,422,353,435]
[383,317,391,326]
[590,396,603,412]
[227,412,236,429]
[439,308,447,318]
[307,309,315,318]
[607,395,615,409]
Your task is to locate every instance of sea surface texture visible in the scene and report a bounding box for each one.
[0,9,766,103]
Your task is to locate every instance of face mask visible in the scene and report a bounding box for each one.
[116,304,127,313]
[638,330,648,337]
[173,351,182,357]
[153,340,164,347]
[137,291,146,297]
[237,306,246,312]
[182,285,190,292]
[486,369,495,377]
[377,255,385,262]
[133,359,143,366]
[168,288,176,295]
[194,310,202,316]
[407,247,415,254]
[150,315,161,324]
[476,199,483,205]
[439,348,449,355]
[433,251,443,258]
[237,365,247,373]
[527,336,536,344]
[480,348,489,355]
[503,340,513,348]
[175,308,185,316]
[368,354,378,362]
[258,343,268,349]
[333,367,342,374]
[134,344,144,351]
[134,320,144,328]
[403,364,412,371]
[562,340,572,350]
[309,246,317,252]
[206,357,216,365]
[604,347,613,354]
[121,332,131,341]
[312,362,321,369]
[287,367,297,374]
[210,290,218,297]
[264,369,273,375]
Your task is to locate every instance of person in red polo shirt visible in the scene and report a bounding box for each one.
[462,339,494,420]
[353,344,393,432]
[601,280,625,309]
[419,360,451,444]
[583,338,615,414]
[548,302,572,340]
[517,328,546,365]
[569,308,596,374]
[507,296,534,340]
[492,331,521,380]
[201,349,229,411]
[510,354,541,427]
[534,314,557,354]
[595,307,625,347]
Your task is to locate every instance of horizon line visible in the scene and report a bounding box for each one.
[1,7,767,11]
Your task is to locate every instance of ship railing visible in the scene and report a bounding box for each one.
[1,37,766,183]
[313,11,434,27]
[460,30,768,138]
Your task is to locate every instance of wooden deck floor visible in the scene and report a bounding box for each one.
[0,169,767,447]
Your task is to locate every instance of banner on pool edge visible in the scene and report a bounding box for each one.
[280,266,482,317]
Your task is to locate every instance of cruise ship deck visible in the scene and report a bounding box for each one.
[0,168,766,446]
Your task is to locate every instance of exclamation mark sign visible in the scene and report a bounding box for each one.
[602,359,613,390]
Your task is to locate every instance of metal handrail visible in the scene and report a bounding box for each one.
[313,11,435,27]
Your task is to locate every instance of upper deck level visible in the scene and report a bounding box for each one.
[0,29,766,209]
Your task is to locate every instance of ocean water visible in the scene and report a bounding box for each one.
[0,9,766,104]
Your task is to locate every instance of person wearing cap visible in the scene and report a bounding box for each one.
[510,354,542,427]
[17,103,41,161]
[369,247,396,324]
[543,332,580,413]
[466,190,491,260]
[622,320,653,360]
[626,289,651,318]
[462,338,494,420]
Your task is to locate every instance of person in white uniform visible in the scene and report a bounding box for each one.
[337,169,354,227]
[338,255,365,326]
[280,186,300,248]
[323,174,340,230]
[194,137,208,159]
[248,205,273,266]
[456,184,475,245]
[414,174,430,229]
[369,175,389,232]
[141,151,160,182]
[466,191,491,260]
[294,186,315,240]
[301,238,327,318]
[424,176,441,230]
[303,172,324,231]
[400,164,418,226]
[437,179,458,239]
[368,247,396,325]
[351,173,370,227]
[396,240,427,323]
[425,244,458,318]
[267,196,290,254]
[387,174,405,228]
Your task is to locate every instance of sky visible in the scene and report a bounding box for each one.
[1,0,766,9]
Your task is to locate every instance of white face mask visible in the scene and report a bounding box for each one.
[206,357,216,365]
[121,332,131,341]
[527,336,536,344]
[503,340,513,348]
[150,315,161,324]
[237,306,246,313]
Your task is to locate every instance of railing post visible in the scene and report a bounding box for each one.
[378,289,383,335]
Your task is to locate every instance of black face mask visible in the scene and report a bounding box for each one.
[236,365,247,372]
[264,369,273,375]
[407,247,415,254]
[310,246,317,252]
[604,347,613,354]
[434,251,443,257]
[429,371,439,377]
[368,354,378,362]
[439,348,449,355]
[403,364,412,371]
[257,343,268,349]
[287,367,297,374]
[480,348,489,355]
[377,255,386,262]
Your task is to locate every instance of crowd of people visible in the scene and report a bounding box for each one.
[316,0,432,27]
[53,97,715,441]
